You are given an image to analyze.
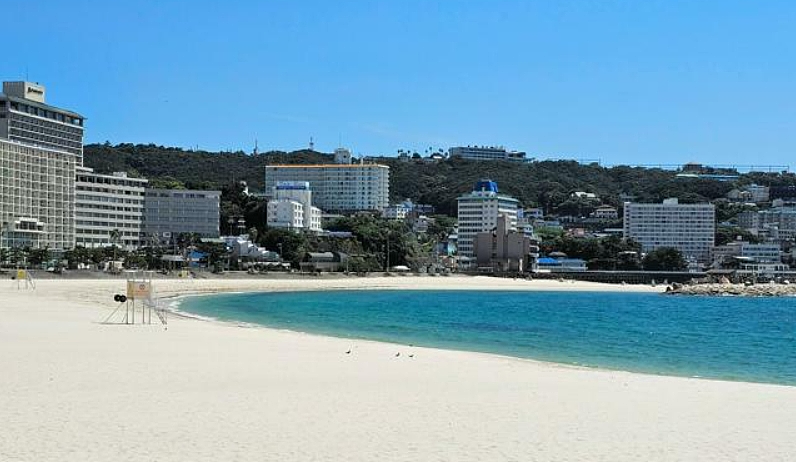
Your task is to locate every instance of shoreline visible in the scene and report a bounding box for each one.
[3,277,795,461]
[172,288,794,389]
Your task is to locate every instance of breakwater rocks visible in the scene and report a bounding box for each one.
[666,282,796,297]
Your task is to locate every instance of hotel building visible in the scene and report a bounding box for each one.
[449,146,526,162]
[265,162,389,212]
[623,198,715,262]
[456,180,519,261]
[143,188,221,243]
[75,168,147,249]
[267,181,322,232]
[0,139,78,250]
[0,82,83,251]
[0,81,85,163]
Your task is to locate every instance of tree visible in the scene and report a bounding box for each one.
[109,229,121,263]
[196,241,229,271]
[64,246,92,269]
[715,227,762,246]
[259,228,310,268]
[27,246,51,266]
[642,247,687,271]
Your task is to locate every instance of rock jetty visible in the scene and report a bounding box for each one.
[666,282,796,297]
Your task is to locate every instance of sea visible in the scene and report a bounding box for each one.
[179,290,796,386]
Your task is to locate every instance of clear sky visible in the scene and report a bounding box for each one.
[3,0,795,165]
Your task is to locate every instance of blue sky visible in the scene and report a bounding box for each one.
[3,0,795,165]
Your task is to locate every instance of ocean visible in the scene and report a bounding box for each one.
[179,290,796,385]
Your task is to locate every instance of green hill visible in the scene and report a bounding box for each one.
[84,143,796,216]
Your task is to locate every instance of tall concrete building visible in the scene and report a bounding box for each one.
[75,168,147,249]
[0,81,85,163]
[143,189,221,243]
[0,139,78,250]
[449,146,526,162]
[474,214,536,272]
[267,181,322,232]
[456,180,519,262]
[623,198,715,262]
[0,81,84,251]
[265,162,389,212]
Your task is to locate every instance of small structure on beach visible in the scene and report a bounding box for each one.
[300,252,349,272]
[103,271,167,325]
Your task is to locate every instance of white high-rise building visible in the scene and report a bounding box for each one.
[265,161,389,212]
[0,81,85,163]
[267,181,322,232]
[623,198,715,262]
[0,81,84,251]
[456,180,519,261]
[75,168,147,249]
[0,139,77,250]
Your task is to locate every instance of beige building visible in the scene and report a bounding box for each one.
[474,214,535,272]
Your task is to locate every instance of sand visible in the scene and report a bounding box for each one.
[1,276,794,461]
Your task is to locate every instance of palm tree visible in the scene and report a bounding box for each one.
[109,229,121,269]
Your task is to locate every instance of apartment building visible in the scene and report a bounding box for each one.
[75,168,147,249]
[266,181,322,232]
[0,138,77,250]
[474,214,537,272]
[0,81,85,163]
[456,180,519,261]
[449,146,526,162]
[738,207,796,242]
[623,198,715,262]
[713,241,781,265]
[265,163,389,212]
[143,188,221,243]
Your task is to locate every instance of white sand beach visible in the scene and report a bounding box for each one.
[1,276,794,461]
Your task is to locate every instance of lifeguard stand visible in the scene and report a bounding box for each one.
[13,268,35,290]
[103,271,167,325]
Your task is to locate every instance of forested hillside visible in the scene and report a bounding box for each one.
[84,143,796,216]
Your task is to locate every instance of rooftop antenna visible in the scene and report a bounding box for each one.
[309,136,315,151]
[253,138,259,156]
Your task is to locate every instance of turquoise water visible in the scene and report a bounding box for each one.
[180,290,796,385]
